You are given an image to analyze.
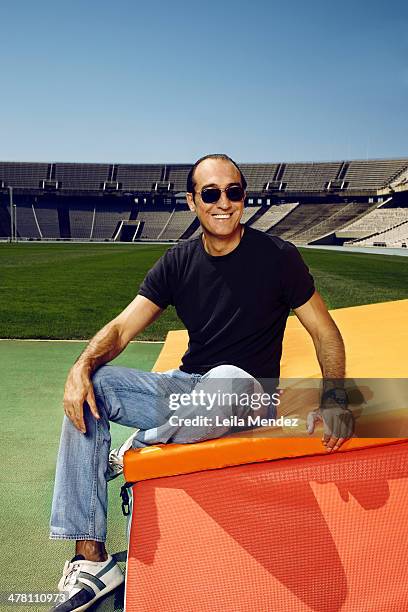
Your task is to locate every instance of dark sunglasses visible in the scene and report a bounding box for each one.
[198,185,245,204]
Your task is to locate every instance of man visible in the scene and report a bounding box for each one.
[49,154,353,611]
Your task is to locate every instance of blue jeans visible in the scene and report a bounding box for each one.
[49,364,272,542]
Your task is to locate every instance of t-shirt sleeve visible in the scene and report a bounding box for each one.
[280,243,315,309]
[138,250,175,309]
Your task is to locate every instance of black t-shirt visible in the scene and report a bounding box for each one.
[138,226,315,379]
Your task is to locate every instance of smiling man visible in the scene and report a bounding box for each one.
[49,153,354,611]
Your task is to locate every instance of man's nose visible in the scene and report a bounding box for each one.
[217,192,231,208]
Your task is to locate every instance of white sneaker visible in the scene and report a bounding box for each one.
[107,429,140,481]
[52,554,124,611]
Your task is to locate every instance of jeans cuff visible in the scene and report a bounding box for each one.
[49,533,106,542]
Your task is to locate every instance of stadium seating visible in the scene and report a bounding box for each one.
[166,165,191,192]
[137,211,172,239]
[281,162,342,191]
[0,204,11,238]
[240,164,280,191]
[268,203,343,240]
[291,202,371,244]
[239,206,261,224]
[249,203,298,231]
[92,204,132,240]
[54,163,110,190]
[1,158,407,245]
[34,206,60,239]
[338,207,408,239]
[348,219,408,248]
[158,210,196,240]
[344,159,408,190]
[14,204,42,239]
[69,204,94,239]
[311,201,373,240]
[0,162,48,188]
[116,165,163,191]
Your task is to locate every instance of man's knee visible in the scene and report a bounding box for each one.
[205,364,252,379]
[91,365,113,399]
[204,364,263,395]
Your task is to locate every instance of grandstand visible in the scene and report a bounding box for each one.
[136,211,172,240]
[92,203,134,241]
[337,207,408,238]
[248,203,298,231]
[1,158,407,247]
[348,221,408,248]
[159,210,196,240]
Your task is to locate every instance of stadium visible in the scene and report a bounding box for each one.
[2,0,408,609]
[1,157,408,247]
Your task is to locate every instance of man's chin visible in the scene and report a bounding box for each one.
[203,223,241,238]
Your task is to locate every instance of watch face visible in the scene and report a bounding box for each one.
[323,388,348,406]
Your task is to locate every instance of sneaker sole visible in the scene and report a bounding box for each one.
[69,572,124,612]
[106,466,124,482]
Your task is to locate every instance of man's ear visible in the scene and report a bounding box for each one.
[186,192,196,212]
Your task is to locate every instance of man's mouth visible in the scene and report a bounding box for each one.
[212,213,232,219]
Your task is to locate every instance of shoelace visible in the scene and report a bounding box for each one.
[57,561,81,592]
[108,449,124,467]
[109,429,140,467]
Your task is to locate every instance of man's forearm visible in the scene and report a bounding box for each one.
[313,323,346,388]
[295,293,352,447]
[71,295,162,376]
[74,322,126,374]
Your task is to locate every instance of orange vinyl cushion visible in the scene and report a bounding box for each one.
[125,440,408,611]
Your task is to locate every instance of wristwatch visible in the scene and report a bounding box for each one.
[321,387,348,409]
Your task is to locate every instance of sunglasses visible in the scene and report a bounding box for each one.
[198,185,245,204]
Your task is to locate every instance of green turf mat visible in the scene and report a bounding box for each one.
[0,340,163,612]
[1,243,407,340]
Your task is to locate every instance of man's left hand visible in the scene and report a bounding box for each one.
[306,389,355,451]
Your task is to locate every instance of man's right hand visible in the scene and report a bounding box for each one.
[61,296,163,432]
[63,365,100,433]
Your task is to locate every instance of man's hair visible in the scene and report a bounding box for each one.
[186,153,247,194]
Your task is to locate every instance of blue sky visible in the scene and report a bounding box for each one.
[1,0,407,163]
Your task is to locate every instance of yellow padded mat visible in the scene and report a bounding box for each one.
[152,299,408,377]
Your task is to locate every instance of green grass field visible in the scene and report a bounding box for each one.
[1,242,407,340]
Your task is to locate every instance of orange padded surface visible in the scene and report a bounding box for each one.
[125,441,408,612]
[124,436,406,482]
